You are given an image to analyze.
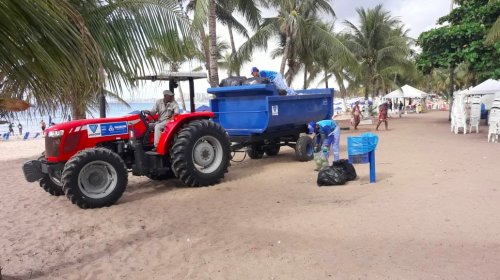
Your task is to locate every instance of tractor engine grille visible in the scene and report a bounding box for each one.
[45,137,61,158]
[63,132,82,154]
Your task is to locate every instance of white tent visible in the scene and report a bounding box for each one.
[384,85,428,99]
[463,79,500,96]
[461,79,500,110]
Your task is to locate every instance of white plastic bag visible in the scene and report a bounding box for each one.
[314,152,329,171]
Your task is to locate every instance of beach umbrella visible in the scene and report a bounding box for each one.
[0,98,30,112]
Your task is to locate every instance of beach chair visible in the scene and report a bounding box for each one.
[22,132,30,140]
[488,107,500,143]
[33,132,40,139]
[4,133,10,141]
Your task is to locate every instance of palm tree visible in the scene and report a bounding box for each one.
[146,31,203,110]
[239,0,353,84]
[343,4,411,99]
[0,0,101,117]
[186,0,262,85]
[1,0,191,119]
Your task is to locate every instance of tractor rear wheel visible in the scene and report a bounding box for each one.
[38,156,64,196]
[62,148,128,209]
[295,135,314,162]
[170,120,230,187]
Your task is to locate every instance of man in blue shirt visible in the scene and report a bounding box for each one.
[309,119,341,161]
[251,67,296,95]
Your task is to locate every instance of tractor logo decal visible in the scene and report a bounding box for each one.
[89,125,98,133]
[87,124,102,138]
[87,122,127,138]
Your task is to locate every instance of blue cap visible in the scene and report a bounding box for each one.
[251,67,259,74]
[308,121,316,134]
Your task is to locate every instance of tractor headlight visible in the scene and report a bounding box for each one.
[47,130,64,138]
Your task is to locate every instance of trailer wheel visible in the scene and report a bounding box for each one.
[62,148,128,209]
[171,120,230,187]
[264,145,280,156]
[295,135,314,162]
[247,144,264,159]
[38,156,64,196]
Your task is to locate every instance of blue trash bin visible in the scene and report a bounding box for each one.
[347,133,379,183]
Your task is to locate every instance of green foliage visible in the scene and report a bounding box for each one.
[1,0,191,119]
[417,0,500,81]
[343,4,412,99]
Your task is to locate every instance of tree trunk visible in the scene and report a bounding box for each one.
[364,81,370,101]
[303,65,308,89]
[280,34,291,75]
[98,67,106,118]
[448,66,455,121]
[99,90,106,118]
[325,71,329,88]
[208,0,219,87]
[71,98,86,120]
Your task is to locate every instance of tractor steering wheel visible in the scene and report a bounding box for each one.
[138,110,154,125]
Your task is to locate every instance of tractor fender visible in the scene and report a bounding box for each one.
[157,112,215,155]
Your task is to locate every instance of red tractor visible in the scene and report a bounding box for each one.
[22,73,231,209]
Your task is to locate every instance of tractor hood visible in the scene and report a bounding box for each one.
[45,114,141,135]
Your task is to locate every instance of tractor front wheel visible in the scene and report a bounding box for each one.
[38,155,64,196]
[62,148,128,209]
[170,120,230,187]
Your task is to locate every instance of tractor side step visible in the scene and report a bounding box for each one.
[145,151,160,156]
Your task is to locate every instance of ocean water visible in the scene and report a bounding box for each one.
[0,101,208,135]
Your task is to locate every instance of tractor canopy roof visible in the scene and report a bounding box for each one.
[135,72,207,82]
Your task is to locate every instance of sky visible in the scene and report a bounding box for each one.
[125,0,452,102]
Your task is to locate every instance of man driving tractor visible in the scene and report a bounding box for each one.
[144,89,179,151]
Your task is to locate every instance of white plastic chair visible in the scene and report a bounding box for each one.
[469,101,481,134]
[488,105,500,143]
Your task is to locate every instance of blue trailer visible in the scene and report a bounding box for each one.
[208,84,333,161]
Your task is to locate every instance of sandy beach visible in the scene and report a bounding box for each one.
[1,110,500,279]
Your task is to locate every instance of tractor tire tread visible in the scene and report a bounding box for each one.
[170,120,230,187]
[62,147,127,209]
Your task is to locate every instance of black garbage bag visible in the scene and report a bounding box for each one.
[219,76,247,87]
[242,77,271,85]
[331,159,357,181]
[317,166,347,186]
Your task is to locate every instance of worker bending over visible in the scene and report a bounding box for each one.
[310,119,341,161]
[251,67,296,95]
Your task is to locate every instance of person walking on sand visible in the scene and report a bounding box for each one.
[40,120,46,132]
[8,123,14,135]
[376,102,389,130]
[352,101,361,130]
[398,100,404,118]
[18,123,23,135]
